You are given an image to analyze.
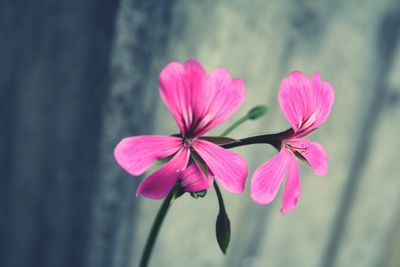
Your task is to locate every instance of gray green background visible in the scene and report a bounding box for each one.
[1,0,400,267]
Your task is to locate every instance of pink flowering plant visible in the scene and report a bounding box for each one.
[114,59,334,267]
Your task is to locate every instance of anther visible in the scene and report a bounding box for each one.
[285,142,309,154]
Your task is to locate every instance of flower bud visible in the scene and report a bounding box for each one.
[216,209,231,254]
[247,105,268,120]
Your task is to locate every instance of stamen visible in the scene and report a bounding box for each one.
[285,142,309,154]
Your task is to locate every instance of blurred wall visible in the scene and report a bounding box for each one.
[0,0,119,266]
[1,1,400,267]
[0,0,173,267]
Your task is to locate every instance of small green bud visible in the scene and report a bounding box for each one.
[247,105,268,120]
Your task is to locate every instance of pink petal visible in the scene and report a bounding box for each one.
[114,135,182,176]
[286,138,328,176]
[193,139,248,194]
[310,72,335,130]
[158,59,207,136]
[136,148,190,199]
[179,164,214,192]
[278,71,334,135]
[281,151,301,215]
[193,69,246,136]
[159,59,246,137]
[250,148,290,204]
[278,71,311,132]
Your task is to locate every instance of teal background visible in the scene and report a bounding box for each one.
[1,1,400,267]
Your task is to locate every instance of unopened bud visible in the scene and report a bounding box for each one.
[247,105,268,120]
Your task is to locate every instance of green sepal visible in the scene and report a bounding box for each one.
[172,184,186,201]
[191,151,209,179]
[215,208,231,254]
[190,190,207,199]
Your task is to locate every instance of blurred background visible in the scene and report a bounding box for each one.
[1,0,400,267]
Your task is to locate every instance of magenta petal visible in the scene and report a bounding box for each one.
[278,71,311,132]
[159,59,246,137]
[278,71,334,135]
[158,59,207,136]
[193,69,246,136]
[136,148,190,199]
[281,151,301,215]
[287,138,328,176]
[310,72,335,129]
[250,148,289,204]
[179,164,214,192]
[114,135,182,176]
[193,140,248,194]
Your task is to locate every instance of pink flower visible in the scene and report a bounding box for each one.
[114,59,248,199]
[250,71,334,214]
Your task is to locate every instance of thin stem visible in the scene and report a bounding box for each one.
[219,110,292,151]
[222,128,293,151]
[139,184,181,267]
[220,115,248,137]
[213,181,226,212]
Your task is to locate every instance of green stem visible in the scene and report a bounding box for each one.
[220,115,248,137]
[213,181,226,212]
[221,129,292,151]
[139,184,181,267]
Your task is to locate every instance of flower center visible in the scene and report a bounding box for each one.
[183,137,193,148]
[284,142,309,155]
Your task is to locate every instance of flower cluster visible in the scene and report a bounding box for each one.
[114,58,334,214]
